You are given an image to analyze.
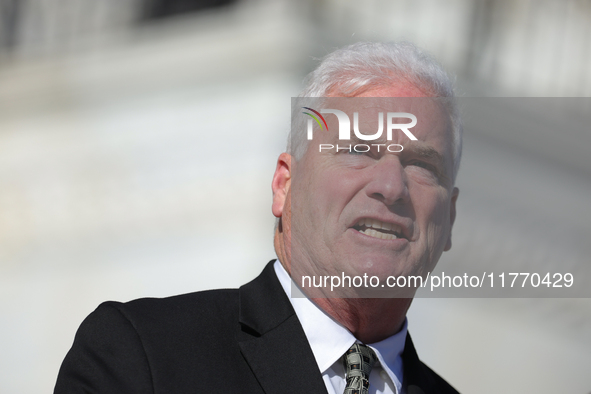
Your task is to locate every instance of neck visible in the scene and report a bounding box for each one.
[274,228,409,343]
[311,297,411,344]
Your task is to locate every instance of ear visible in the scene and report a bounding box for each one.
[444,187,459,251]
[272,153,292,218]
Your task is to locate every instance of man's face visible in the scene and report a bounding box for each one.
[273,85,459,297]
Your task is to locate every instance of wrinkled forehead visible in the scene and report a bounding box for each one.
[324,95,437,110]
[322,95,449,124]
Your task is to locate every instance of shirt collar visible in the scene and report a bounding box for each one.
[273,260,407,385]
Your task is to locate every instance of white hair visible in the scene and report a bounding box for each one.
[288,41,463,182]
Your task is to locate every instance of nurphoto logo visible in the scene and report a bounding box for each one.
[302,107,418,153]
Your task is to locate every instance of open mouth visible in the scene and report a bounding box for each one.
[352,218,405,240]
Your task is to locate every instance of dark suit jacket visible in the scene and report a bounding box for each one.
[55,261,459,393]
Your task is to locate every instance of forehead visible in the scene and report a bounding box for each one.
[355,84,429,98]
[296,86,455,179]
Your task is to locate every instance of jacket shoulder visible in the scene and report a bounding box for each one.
[105,288,242,352]
[54,289,243,394]
[113,288,240,325]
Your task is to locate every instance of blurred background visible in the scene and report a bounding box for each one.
[1,0,590,392]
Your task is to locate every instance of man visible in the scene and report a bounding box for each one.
[55,42,460,394]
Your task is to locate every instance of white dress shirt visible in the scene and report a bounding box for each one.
[273,260,407,394]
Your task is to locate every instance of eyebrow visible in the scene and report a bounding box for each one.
[406,144,445,167]
[343,134,445,165]
[407,143,453,185]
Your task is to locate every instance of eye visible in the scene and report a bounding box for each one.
[405,160,448,185]
[408,160,435,171]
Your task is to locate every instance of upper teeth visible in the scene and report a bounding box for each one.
[357,218,396,232]
[356,218,402,240]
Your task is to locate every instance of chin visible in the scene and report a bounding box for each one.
[354,256,413,276]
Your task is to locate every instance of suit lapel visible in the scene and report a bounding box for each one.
[401,333,428,394]
[237,261,328,394]
[402,333,460,394]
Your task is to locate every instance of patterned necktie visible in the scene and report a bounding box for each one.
[343,343,378,394]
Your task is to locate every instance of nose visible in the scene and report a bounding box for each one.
[365,156,409,206]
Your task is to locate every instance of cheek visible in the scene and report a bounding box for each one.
[314,165,365,205]
[292,169,341,234]
[414,188,451,237]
